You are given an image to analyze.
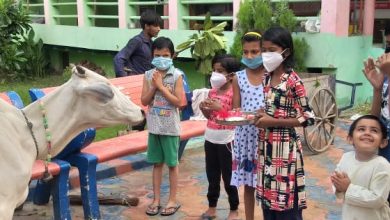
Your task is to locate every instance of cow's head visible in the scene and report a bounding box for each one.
[69,65,144,127]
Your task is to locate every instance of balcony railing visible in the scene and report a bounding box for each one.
[23,0,320,30]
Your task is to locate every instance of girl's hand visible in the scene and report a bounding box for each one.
[202,98,222,111]
[253,112,274,128]
[377,53,390,74]
[200,100,211,111]
[363,58,384,90]
[152,70,164,90]
[331,171,350,193]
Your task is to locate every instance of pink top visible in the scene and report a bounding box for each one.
[207,87,235,130]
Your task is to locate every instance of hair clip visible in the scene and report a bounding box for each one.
[244,32,262,38]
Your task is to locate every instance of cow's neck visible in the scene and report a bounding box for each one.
[22,85,90,159]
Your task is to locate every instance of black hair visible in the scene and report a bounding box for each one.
[152,37,175,56]
[140,10,162,29]
[212,54,241,73]
[241,31,262,46]
[348,114,387,139]
[385,24,390,36]
[263,27,295,69]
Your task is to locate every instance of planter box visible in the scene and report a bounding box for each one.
[300,73,335,95]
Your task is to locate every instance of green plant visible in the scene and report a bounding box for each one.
[0,0,48,81]
[293,37,309,72]
[176,13,227,75]
[231,0,272,58]
[273,1,297,33]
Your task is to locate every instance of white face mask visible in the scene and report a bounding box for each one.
[210,72,227,89]
[262,50,285,72]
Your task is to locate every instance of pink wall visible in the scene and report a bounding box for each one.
[233,0,241,30]
[363,0,375,35]
[168,0,178,30]
[321,0,350,36]
[43,0,51,25]
[118,0,127,28]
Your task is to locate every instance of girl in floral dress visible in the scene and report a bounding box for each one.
[254,27,314,220]
[231,31,265,220]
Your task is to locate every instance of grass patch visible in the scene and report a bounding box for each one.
[339,102,372,119]
[0,75,69,104]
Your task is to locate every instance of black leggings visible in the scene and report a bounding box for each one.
[262,179,303,220]
[204,140,239,210]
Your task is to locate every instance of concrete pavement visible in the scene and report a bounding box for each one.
[14,121,353,220]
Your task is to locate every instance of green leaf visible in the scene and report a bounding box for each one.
[176,41,193,51]
[204,12,213,30]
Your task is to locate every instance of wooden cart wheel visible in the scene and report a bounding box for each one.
[304,87,338,153]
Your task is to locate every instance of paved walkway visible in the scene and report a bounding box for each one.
[14,121,353,220]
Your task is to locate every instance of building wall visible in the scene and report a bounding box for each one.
[28,0,385,107]
[299,33,384,105]
[35,23,384,106]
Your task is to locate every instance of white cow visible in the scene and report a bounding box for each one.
[0,65,144,219]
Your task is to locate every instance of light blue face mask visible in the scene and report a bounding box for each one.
[241,56,263,70]
[152,57,173,71]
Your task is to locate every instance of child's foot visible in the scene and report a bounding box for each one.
[201,207,217,219]
[145,200,161,216]
[160,203,181,216]
[227,210,240,220]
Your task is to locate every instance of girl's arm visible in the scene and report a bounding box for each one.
[200,91,212,119]
[160,74,184,108]
[141,74,156,106]
[254,78,314,128]
[232,75,241,109]
[344,169,390,209]
[370,89,382,117]
[363,58,385,117]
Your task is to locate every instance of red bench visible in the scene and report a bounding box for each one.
[29,73,206,219]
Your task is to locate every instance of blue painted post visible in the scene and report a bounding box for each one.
[66,153,100,220]
[51,159,72,220]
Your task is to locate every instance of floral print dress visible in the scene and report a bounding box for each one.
[231,70,265,187]
[256,70,314,211]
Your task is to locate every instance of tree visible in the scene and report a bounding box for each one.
[176,13,227,75]
[230,0,309,72]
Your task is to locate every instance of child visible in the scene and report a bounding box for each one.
[363,52,390,163]
[254,27,314,220]
[199,54,241,220]
[331,115,390,220]
[231,31,265,220]
[141,37,184,216]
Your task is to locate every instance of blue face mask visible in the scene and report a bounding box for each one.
[152,57,173,71]
[241,56,263,69]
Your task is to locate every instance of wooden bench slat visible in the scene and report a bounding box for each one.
[82,120,206,163]
[31,160,62,179]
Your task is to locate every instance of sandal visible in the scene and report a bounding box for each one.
[201,212,216,220]
[160,204,181,216]
[145,204,161,216]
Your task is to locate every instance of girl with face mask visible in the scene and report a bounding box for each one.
[254,27,315,220]
[199,54,241,220]
[231,31,265,220]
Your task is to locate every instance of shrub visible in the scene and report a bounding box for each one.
[230,0,310,72]
[0,0,48,81]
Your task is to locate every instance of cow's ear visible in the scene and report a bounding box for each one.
[73,65,87,78]
[78,82,114,103]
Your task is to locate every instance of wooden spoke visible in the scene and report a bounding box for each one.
[308,121,323,137]
[323,104,336,118]
[304,88,338,153]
